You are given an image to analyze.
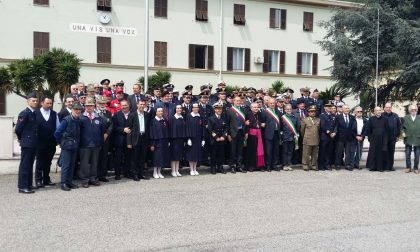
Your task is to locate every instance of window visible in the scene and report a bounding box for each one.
[33,32,49,57]
[263,50,285,74]
[303,12,314,31]
[233,4,246,25]
[227,47,250,72]
[297,52,318,75]
[34,0,49,6]
[155,0,167,18]
[97,0,111,12]
[269,8,286,29]
[189,44,213,70]
[196,0,208,21]
[97,37,111,64]
[0,91,5,116]
[154,41,167,67]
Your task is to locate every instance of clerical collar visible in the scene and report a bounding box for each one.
[174,114,183,119]
[155,116,164,121]
[190,112,200,117]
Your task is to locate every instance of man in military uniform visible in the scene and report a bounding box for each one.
[207,102,228,174]
[199,92,214,166]
[96,96,113,182]
[300,105,320,171]
[15,92,39,194]
[318,103,337,171]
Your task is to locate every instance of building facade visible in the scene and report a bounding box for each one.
[0,0,356,117]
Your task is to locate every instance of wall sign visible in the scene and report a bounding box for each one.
[69,23,138,37]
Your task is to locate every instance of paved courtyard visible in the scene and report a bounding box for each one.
[1,161,420,251]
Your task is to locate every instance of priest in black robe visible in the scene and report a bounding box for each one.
[244,103,265,172]
[366,107,390,172]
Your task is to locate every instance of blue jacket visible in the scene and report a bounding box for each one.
[54,115,81,150]
[79,112,105,148]
[319,113,337,141]
[15,108,38,148]
[382,112,401,141]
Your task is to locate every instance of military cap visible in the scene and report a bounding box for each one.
[72,102,83,110]
[85,97,95,106]
[86,84,95,92]
[172,89,179,94]
[336,102,345,107]
[200,84,208,91]
[217,81,226,87]
[308,105,317,112]
[116,80,125,86]
[213,102,223,109]
[324,102,333,107]
[199,91,209,97]
[26,91,37,99]
[163,83,174,90]
[78,92,86,98]
[185,85,193,90]
[286,88,294,94]
[100,79,110,85]
[96,96,107,104]
[297,98,306,104]
[313,89,319,93]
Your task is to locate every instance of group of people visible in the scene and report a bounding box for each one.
[14,79,420,194]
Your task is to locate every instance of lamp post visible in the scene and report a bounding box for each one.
[375,8,379,107]
[144,0,149,92]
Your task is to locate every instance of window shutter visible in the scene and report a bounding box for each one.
[281,9,287,30]
[161,42,167,67]
[312,53,318,75]
[34,32,49,56]
[234,4,245,25]
[0,91,5,116]
[234,4,240,23]
[202,0,208,20]
[189,44,195,68]
[303,12,313,31]
[155,0,161,17]
[279,51,285,74]
[244,48,251,72]
[104,37,111,63]
[263,50,269,73]
[269,9,275,29]
[34,0,49,5]
[97,37,111,63]
[297,52,302,74]
[162,0,167,17]
[241,5,246,24]
[154,42,160,66]
[195,0,202,20]
[227,47,233,71]
[207,45,214,70]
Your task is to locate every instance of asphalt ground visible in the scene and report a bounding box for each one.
[1,160,420,252]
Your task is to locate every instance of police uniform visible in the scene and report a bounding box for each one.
[318,103,337,170]
[15,92,38,193]
[207,103,228,174]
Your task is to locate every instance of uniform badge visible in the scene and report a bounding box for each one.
[94,120,100,124]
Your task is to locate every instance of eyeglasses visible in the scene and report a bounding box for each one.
[356,111,362,113]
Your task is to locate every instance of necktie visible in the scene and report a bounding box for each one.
[136,95,139,102]
[301,110,305,119]
[345,116,348,125]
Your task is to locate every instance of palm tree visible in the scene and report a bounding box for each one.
[319,84,352,103]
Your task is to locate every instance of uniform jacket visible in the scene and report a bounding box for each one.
[15,108,38,148]
[207,114,228,145]
[319,113,337,141]
[301,117,320,146]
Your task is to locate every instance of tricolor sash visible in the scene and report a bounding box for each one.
[281,114,299,146]
[230,106,246,124]
[266,108,280,125]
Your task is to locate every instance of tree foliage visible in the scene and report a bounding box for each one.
[0,48,81,100]
[319,0,420,109]
[269,80,289,96]
[138,71,171,93]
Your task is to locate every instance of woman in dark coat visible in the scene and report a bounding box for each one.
[186,103,205,176]
[169,105,186,177]
[150,107,169,179]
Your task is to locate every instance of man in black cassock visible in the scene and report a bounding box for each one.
[366,107,390,172]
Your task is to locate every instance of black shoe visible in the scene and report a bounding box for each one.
[35,181,45,188]
[98,178,109,182]
[230,167,236,174]
[68,183,79,189]
[81,183,89,188]
[274,166,282,172]
[89,180,101,186]
[248,167,254,172]
[238,167,247,173]
[133,176,140,181]
[61,185,71,191]
[19,188,35,194]
[44,181,56,186]
[389,168,396,171]
[139,175,150,180]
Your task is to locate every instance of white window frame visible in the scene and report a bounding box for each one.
[301,52,312,75]
[232,48,245,71]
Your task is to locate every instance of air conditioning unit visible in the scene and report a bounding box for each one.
[254,56,264,64]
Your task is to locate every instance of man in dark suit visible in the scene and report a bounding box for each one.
[112,100,132,180]
[127,99,150,181]
[292,99,307,164]
[58,95,74,121]
[335,104,357,170]
[34,96,59,188]
[353,106,368,169]
[318,103,337,170]
[226,96,248,173]
[127,83,145,112]
[199,92,214,166]
[261,98,282,171]
[15,92,39,194]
